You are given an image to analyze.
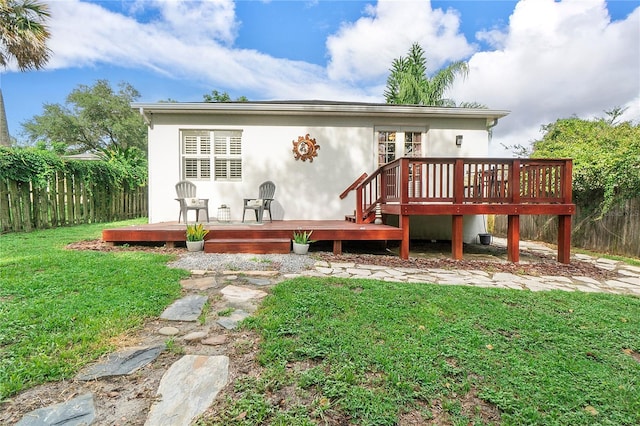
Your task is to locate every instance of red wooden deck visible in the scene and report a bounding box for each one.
[102,157,576,263]
[348,157,575,263]
[101,220,404,255]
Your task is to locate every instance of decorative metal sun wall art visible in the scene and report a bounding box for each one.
[292,134,320,162]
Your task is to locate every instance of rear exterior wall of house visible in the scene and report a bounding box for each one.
[147,112,492,242]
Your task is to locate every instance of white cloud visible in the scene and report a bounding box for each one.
[326,0,475,82]
[44,0,375,100]
[151,0,239,45]
[41,0,639,153]
[449,0,640,155]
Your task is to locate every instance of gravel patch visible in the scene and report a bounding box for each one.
[167,252,318,274]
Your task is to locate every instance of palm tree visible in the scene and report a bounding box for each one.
[384,42,469,107]
[0,0,51,146]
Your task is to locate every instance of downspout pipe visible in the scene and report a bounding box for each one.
[487,118,499,142]
[138,107,152,127]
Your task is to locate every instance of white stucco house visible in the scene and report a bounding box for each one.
[135,100,509,242]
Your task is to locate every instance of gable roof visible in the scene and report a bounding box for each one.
[133,100,509,123]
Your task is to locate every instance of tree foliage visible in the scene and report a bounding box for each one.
[0,0,51,147]
[531,116,640,214]
[0,0,51,71]
[21,80,147,156]
[384,42,469,106]
[203,90,248,102]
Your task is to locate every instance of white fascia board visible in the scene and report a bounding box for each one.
[132,101,510,121]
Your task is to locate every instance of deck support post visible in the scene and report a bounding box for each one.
[452,215,463,260]
[333,240,342,256]
[507,215,520,263]
[400,214,410,259]
[558,215,572,264]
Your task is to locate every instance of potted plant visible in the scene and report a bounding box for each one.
[292,230,315,255]
[186,223,209,251]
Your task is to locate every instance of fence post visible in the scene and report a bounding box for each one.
[0,178,11,232]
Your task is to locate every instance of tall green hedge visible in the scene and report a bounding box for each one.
[0,146,147,189]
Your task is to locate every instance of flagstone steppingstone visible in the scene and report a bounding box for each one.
[605,279,636,288]
[240,270,280,277]
[394,267,427,274]
[77,345,165,380]
[220,285,268,303]
[621,265,640,273]
[492,272,522,282]
[203,335,227,346]
[16,393,95,426]
[189,270,208,276]
[314,260,330,268]
[158,326,180,336]
[618,269,640,278]
[596,257,619,265]
[221,273,239,279]
[357,264,390,270]
[369,271,392,279]
[183,331,208,342]
[145,355,229,426]
[541,275,574,284]
[329,262,356,268]
[572,276,602,285]
[595,264,617,271]
[217,310,250,330]
[347,268,372,276]
[180,276,218,291]
[469,269,491,277]
[573,253,594,260]
[382,269,404,277]
[524,282,551,292]
[575,286,603,293]
[160,295,208,322]
[245,277,273,286]
[303,270,331,277]
[619,277,640,286]
[429,268,458,274]
[468,281,497,288]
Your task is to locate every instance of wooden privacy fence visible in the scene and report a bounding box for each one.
[0,173,147,233]
[494,198,640,258]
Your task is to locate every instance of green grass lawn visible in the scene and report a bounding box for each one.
[205,277,640,426]
[2,224,639,425]
[0,219,189,400]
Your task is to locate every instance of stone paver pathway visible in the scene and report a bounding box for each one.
[13,241,639,425]
[287,258,640,295]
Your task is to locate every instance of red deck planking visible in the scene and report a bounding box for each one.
[102,220,404,255]
[103,158,576,262]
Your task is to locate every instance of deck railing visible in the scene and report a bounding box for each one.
[353,157,573,223]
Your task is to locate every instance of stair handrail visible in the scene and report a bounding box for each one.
[352,159,402,222]
[339,172,368,199]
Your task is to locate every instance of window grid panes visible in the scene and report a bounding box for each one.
[404,132,422,157]
[378,131,397,165]
[181,130,241,180]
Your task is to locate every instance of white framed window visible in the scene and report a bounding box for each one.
[181,130,242,181]
[378,131,397,164]
[404,132,422,157]
[376,128,425,166]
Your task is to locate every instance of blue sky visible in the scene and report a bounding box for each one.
[2,0,639,155]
